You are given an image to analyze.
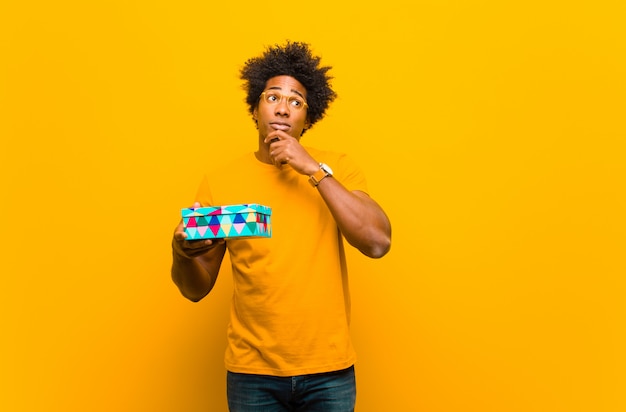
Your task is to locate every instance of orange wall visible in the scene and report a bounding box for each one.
[1,1,625,411]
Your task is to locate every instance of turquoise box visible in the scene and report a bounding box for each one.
[182,203,272,239]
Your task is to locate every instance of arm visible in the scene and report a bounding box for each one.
[171,208,227,302]
[316,177,392,258]
[265,134,392,258]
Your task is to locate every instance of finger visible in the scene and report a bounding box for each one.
[183,238,224,257]
[183,247,209,258]
[179,241,209,258]
[187,237,225,249]
[185,238,212,249]
[176,202,203,240]
[271,154,285,168]
[265,132,283,144]
[173,219,188,239]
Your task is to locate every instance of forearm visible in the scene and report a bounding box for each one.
[262,138,391,257]
[316,178,391,258]
[171,243,225,302]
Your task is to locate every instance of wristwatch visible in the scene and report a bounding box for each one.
[308,163,333,187]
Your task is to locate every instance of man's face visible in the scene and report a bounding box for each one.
[253,75,310,140]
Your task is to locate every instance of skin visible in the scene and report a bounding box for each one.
[172,75,391,302]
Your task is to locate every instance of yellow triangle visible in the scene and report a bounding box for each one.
[222,223,233,235]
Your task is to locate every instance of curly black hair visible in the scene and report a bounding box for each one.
[240,41,337,131]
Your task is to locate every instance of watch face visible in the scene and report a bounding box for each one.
[320,163,333,175]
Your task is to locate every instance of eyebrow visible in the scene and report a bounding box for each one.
[267,86,306,99]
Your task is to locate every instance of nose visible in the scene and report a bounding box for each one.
[274,99,290,116]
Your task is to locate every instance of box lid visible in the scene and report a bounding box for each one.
[181,203,272,218]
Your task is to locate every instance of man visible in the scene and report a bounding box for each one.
[171,41,391,412]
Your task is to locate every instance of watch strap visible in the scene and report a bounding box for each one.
[309,165,331,187]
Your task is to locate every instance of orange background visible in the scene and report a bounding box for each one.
[1,1,625,411]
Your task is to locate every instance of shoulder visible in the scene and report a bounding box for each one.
[305,146,362,170]
[304,146,351,166]
[304,146,368,191]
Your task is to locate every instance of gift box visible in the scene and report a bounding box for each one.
[181,203,272,239]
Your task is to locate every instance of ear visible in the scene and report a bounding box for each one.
[252,108,259,128]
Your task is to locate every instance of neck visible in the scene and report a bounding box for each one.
[254,135,272,164]
[254,149,272,164]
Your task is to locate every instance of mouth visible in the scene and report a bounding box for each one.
[270,122,291,131]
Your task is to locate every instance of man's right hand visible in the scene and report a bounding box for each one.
[172,202,225,259]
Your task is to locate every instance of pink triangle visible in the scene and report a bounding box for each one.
[186,217,197,227]
[209,224,221,235]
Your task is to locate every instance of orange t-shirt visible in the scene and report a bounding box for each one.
[195,147,368,376]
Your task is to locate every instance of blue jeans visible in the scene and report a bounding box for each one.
[227,365,356,412]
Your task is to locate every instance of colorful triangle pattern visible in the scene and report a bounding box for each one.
[182,203,272,239]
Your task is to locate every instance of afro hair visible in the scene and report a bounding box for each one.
[240,41,337,131]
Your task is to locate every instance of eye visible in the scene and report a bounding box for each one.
[289,97,304,107]
[266,92,280,102]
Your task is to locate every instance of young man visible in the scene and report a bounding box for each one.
[171,41,391,412]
